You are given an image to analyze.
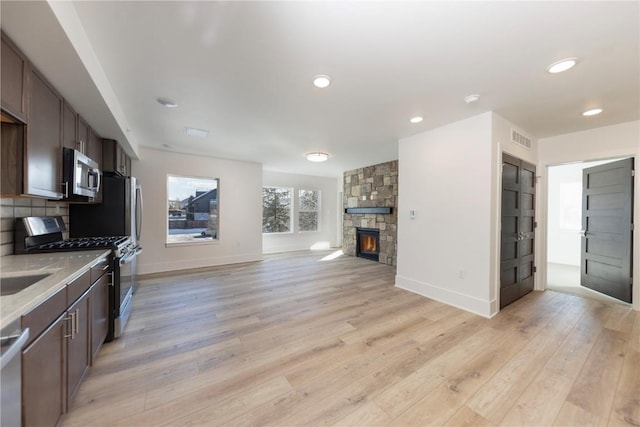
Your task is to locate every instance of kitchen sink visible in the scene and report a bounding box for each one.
[0,273,52,296]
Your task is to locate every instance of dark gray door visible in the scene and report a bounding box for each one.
[581,158,634,303]
[500,154,536,308]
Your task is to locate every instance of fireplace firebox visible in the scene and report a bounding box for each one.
[356,228,380,262]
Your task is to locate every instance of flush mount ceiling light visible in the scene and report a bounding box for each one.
[546,57,578,74]
[313,75,331,88]
[157,97,178,108]
[464,94,480,104]
[306,152,329,162]
[184,127,210,137]
[410,116,423,124]
[582,108,603,116]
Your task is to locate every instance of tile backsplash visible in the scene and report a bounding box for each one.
[0,198,69,256]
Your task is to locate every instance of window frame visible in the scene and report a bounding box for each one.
[166,174,219,247]
[298,188,321,233]
[262,186,294,234]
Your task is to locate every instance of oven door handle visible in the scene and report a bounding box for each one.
[119,247,142,266]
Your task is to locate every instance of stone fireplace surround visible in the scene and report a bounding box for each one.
[343,160,398,266]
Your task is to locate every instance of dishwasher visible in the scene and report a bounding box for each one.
[1,320,29,427]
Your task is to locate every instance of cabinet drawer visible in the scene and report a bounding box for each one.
[21,286,66,348]
[90,256,110,283]
[67,269,91,306]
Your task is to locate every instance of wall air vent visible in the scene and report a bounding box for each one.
[511,128,532,150]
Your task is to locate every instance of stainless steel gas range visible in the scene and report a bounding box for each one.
[13,216,141,340]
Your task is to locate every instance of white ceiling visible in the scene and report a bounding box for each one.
[2,1,638,177]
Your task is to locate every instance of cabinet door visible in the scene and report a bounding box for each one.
[90,273,110,362]
[124,153,131,176]
[62,101,78,151]
[27,70,63,198]
[1,34,29,122]
[0,121,24,196]
[22,314,67,427]
[67,290,90,406]
[87,127,102,165]
[77,117,89,155]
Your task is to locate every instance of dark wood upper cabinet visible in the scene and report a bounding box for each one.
[27,69,63,199]
[77,116,89,153]
[0,120,24,196]
[1,31,106,201]
[62,101,77,151]
[1,32,29,123]
[87,127,102,168]
[63,101,102,164]
[102,138,130,176]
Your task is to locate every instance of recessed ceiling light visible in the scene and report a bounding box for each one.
[464,94,480,104]
[582,108,603,116]
[313,75,331,88]
[410,116,423,124]
[547,58,578,74]
[306,152,329,162]
[184,127,210,137]
[157,97,178,108]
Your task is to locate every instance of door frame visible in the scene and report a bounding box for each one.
[537,155,639,311]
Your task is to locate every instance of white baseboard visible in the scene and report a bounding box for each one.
[395,275,496,318]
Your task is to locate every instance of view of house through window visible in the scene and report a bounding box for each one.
[299,189,320,231]
[262,187,292,233]
[167,175,218,243]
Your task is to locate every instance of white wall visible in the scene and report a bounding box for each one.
[262,171,339,253]
[396,112,495,317]
[133,147,263,275]
[538,121,640,311]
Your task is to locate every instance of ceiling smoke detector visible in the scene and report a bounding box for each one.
[306,152,329,162]
[464,94,480,104]
[184,127,210,137]
[157,97,178,108]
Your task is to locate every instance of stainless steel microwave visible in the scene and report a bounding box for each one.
[62,148,101,199]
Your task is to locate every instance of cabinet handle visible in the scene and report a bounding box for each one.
[74,309,79,337]
[64,313,73,338]
[62,182,69,198]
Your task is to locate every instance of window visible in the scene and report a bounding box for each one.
[299,189,320,232]
[167,175,218,244]
[262,187,292,233]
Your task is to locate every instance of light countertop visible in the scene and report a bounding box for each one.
[0,250,111,327]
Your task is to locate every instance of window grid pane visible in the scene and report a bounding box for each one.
[263,187,292,233]
[298,189,320,232]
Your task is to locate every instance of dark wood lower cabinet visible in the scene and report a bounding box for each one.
[66,290,91,405]
[21,255,111,427]
[22,314,67,427]
[90,274,109,361]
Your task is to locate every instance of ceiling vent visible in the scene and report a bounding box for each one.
[511,128,532,150]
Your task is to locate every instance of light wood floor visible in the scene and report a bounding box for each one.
[62,250,639,427]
